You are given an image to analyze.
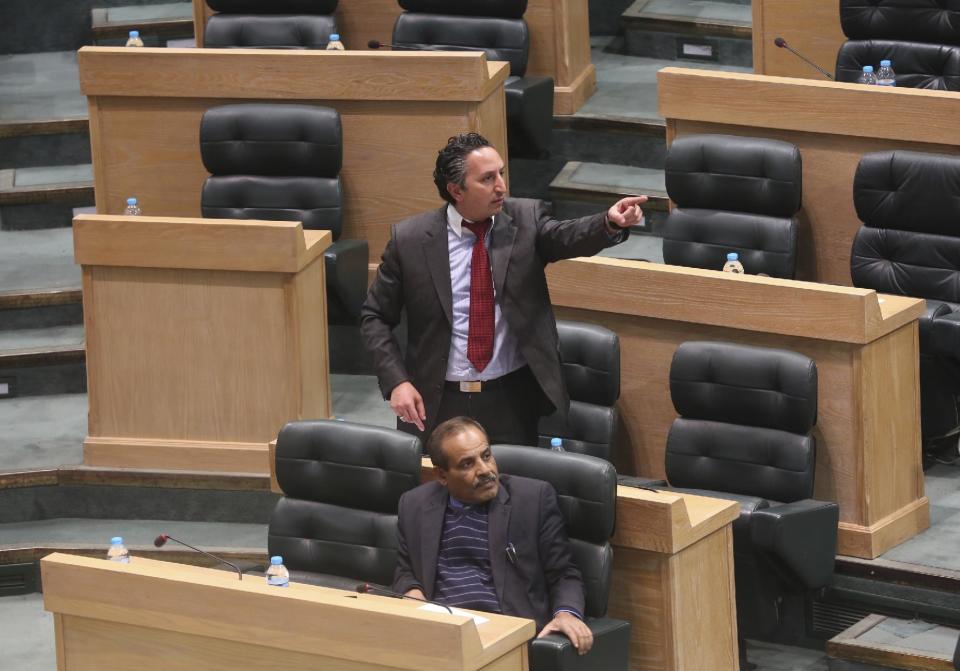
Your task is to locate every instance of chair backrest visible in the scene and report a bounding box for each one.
[835,40,960,90]
[839,0,960,45]
[392,13,530,76]
[270,420,423,585]
[204,0,339,49]
[663,134,802,278]
[204,14,338,49]
[399,0,527,18]
[666,341,818,503]
[200,103,344,237]
[491,445,617,618]
[851,150,960,302]
[538,320,620,461]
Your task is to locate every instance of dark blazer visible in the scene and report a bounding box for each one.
[393,474,585,630]
[360,198,623,437]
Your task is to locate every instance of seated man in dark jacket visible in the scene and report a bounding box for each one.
[393,416,592,654]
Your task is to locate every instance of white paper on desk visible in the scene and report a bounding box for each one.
[417,603,489,624]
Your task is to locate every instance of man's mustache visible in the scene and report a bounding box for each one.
[476,474,498,488]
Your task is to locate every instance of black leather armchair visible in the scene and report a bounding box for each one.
[662,134,803,278]
[538,320,620,463]
[836,0,960,90]
[661,341,839,643]
[203,0,338,49]
[851,150,960,459]
[269,419,423,588]
[200,103,368,324]
[492,445,630,671]
[392,0,554,156]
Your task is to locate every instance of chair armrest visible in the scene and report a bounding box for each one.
[324,238,369,321]
[750,499,839,590]
[530,617,630,671]
[617,475,667,489]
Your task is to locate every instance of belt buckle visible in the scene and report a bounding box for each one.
[460,380,482,393]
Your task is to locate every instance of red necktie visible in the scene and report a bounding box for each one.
[462,218,494,372]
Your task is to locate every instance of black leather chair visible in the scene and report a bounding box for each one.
[269,419,423,588]
[851,150,960,459]
[836,0,960,90]
[200,103,368,324]
[203,0,338,49]
[492,445,630,671]
[662,134,803,278]
[661,341,839,643]
[538,320,620,463]
[392,0,554,156]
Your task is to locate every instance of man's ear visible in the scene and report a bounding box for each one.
[446,181,463,204]
[436,468,448,486]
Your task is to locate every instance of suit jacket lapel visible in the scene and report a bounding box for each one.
[490,210,517,298]
[423,207,453,325]
[420,486,448,598]
[488,480,511,604]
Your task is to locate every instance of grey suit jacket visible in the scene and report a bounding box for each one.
[359,197,623,437]
[392,474,585,630]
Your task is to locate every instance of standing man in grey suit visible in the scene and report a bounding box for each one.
[360,132,646,445]
[394,416,593,653]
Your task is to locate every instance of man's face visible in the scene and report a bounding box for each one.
[447,146,507,222]
[438,426,500,504]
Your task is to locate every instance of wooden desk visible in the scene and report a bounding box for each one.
[274,454,741,670]
[76,214,330,474]
[42,553,535,671]
[752,0,844,79]
[658,67,960,286]
[548,257,929,559]
[78,46,509,268]
[191,0,596,114]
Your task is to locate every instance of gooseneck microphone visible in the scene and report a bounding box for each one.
[773,37,835,80]
[367,39,482,53]
[154,533,243,580]
[356,582,454,613]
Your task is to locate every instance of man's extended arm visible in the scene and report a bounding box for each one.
[534,196,647,263]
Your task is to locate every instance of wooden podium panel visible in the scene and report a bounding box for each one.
[752,0,844,79]
[659,67,960,286]
[42,553,535,671]
[191,0,596,114]
[79,46,509,267]
[548,257,929,559]
[76,214,331,474]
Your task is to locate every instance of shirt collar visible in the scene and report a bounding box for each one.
[447,203,495,238]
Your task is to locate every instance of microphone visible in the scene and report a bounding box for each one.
[367,39,482,53]
[356,582,454,613]
[154,533,243,581]
[773,37,834,80]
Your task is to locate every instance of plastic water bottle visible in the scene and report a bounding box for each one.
[124,197,141,216]
[266,556,290,587]
[722,252,744,274]
[876,60,896,87]
[550,437,565,452]
[326,33,345,51]
[107,537,130,563]
[125,30,144,47]
[857,65,878,85]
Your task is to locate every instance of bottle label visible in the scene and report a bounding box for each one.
[268,576,289,587]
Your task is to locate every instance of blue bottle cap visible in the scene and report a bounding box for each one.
[127,197,137,206]
[880,60,891,67]
[863,65,874,73]
[129,31,139,38]
[111,536,123,544]
[271,555,283,565]
[329,34,340,40]
[727,252,738,261]
[550,437,562,448]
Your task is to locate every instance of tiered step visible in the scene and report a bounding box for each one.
[828,615,960,670]
[91,2,194,47]
[621,0,752,67]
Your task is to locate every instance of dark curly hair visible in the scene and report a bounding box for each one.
[433,133,492,204]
